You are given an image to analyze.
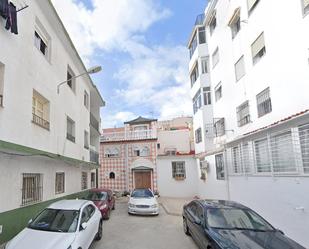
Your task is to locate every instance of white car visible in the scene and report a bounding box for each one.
[128,188,159,215]
[4,199,102,249]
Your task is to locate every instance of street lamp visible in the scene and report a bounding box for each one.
[57,65,102,94]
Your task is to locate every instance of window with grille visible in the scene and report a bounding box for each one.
[91,172,96,188]
[242,143,252,173]
[209,11,217,35]
[229,8,241,38]
[247,0,260,14]
[215,154,225,180]
[104,147,120,158]
[251,32,266,64]
[66,116,75,143]
[235,56,245,81]
[201,57,208,74]
[32,90,50,130]
[214,118,225,137]
[193,89,202,114]
[109,172,115,179]
[304,0,309,14]
[189,32,197,58]
[203,87,211,105]
[22,173,42,206]
[195,128,202,144]
[198,27,206,44]
[215,83,222,101]
[237,101,250,127]
[254,138,271,173]
[190,63,199,87]
[299,124,309,173]
[55,172,65,194]
[232,147,241,173]
[81,172,88,190]
[212,47,219,68]
[257,87,272,117]
[172,162,186,179]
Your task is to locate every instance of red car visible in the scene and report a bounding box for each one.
[85,189,115,219]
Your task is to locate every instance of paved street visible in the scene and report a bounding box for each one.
[90,201,198,249]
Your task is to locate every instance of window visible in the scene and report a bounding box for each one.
[251,32,266,64]
[140,146,150,157]
[189,32,198,58]
[200,160,208,180]
[195,128,202,144]
[104,147,120,158]
[237,101,250,127]
[229,8,241,38]
[55,172,65,194]
[165,148,177,156]
[32,90,50,130]
[215,154,225,180]
[215,82,222,101]
[109,172,115,179]
[270,131,296,173]
[201,57,208,74]
[254,138,271,173]
[157,143,160,149]
[133,149,140,157]
[232,147,241,173]
[242,143,251,173]
[34,31,48,57]
[91,172,96,188]
[209,11,217,35]
[0,62,4,107]
[190,63,199,87]
[34,18,51,60]
[299,124,309,173]
[257,87,272,117]
[172,161,186,179]
[67,66,76,92]
[22,173,42,206]
[84,91,89,109]
[235,56,245,81]
[66,116,75,143]
[303,0,309,14]
[84,131,89,149]
[247,0,260,13]
[214,118,225,137]
[193,89,202,114]
[203,87,211,105]
[198,27,206,44]
[81,172,88,190]
[212,47,219,68]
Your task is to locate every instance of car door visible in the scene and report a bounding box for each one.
[186,202,200,243]
[76,205,93,249]
[194,204,210,249]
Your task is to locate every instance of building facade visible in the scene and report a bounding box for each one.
[0,0,104,243]
[188,0,309,246]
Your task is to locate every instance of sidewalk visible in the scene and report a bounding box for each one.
[158,197,195,216]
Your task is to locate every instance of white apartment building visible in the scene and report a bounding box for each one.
[0,0,104,216]
[188,0,309,246]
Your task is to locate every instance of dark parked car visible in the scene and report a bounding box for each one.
[85,189,115,219]
[183,200,305,249]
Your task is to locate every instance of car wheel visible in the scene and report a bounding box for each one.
[112,203,115,210]
[95,220,103,241]
[105,209,111,220]
[183,218,190,236]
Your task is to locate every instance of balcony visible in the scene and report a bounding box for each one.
[90,112,100,133]
[101,129,157,142]
[90,146,99,164]
[32,113,50,130]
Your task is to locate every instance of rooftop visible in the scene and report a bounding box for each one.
[124,116,157,125]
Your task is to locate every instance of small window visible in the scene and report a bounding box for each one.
[109,172,115,179]
[198,27,206,44]
[34,31,48,57]
[172,161,186,179]
[229,8,241,38]
[247,0,260,14]
[237,101,250,127]
[0,62,4,107]
[257,87,272,117]
[190,62,199,87]
[203,87,211,105]
[140,146,150,157]
[22,173,42,206]
[66,116,75,143]
[91,172,96,188]
[215,82,222,102]
[84,131,89,149]
[201,57,208,74]
[134,149,140,157]
[84,91,89,109]
[55,172,65,194]
[235,56,246,81]
[214,118,225,137]
[189,32,198,59]
[32,90,50,130]
[215,154,225,180]
[195,128,202,144]
[212,47,219,68]
[208,11,217,35]
[193,89,202,114]
[105,147,120,158]
[303,0,309,14]
[34,18,51,60]
[67,66,76,92]
[251,32,266,65]
[157,143,160,149]
[81,172,88,190]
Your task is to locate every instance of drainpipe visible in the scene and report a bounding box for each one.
[223,144,231,200]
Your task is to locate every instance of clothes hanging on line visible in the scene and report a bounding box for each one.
[0,0,9,19]
[5,2,17,34]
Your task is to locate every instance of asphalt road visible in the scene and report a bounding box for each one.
[90,201,198,249]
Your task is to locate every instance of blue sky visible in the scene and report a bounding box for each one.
[52,0,208,128]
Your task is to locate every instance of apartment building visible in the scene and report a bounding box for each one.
[188,0,309,246]
[100,116,197,197]
[0,0,104,243]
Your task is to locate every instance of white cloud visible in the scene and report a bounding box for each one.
[102,111,137,128]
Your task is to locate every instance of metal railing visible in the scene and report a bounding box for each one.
[90,113,100,132]
[32,113,50,130]
[90,149,99,164]
[101,129,157,142]
[21,173,43,206]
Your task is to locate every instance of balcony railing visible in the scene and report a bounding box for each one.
[102,129,157,142]
[32,113,50,130]
[90,148,99,164]
[90,113,100,133]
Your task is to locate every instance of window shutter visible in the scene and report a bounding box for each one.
[247,0,258,11]
[251,33,265,58]
[228,7,241,26]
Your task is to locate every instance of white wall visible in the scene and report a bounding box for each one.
[157,129,192,154]
[157,156,198,198]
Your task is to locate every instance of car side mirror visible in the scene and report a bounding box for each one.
[80,222,87,231]
[28,219,33,225]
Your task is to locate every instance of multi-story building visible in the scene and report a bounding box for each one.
[100,116,197,197]
[188,0,309,246]
[0,0,104,244]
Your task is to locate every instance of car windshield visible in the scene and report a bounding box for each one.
[207,208,274,231]
[131,189,154,198]
[28,208,80,233]
[86,191,108,201]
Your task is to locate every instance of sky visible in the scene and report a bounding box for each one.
[51,0,208,128]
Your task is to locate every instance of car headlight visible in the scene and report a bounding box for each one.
[129,203,136,208]
[151,204,158,208]
[100,204,108,209]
